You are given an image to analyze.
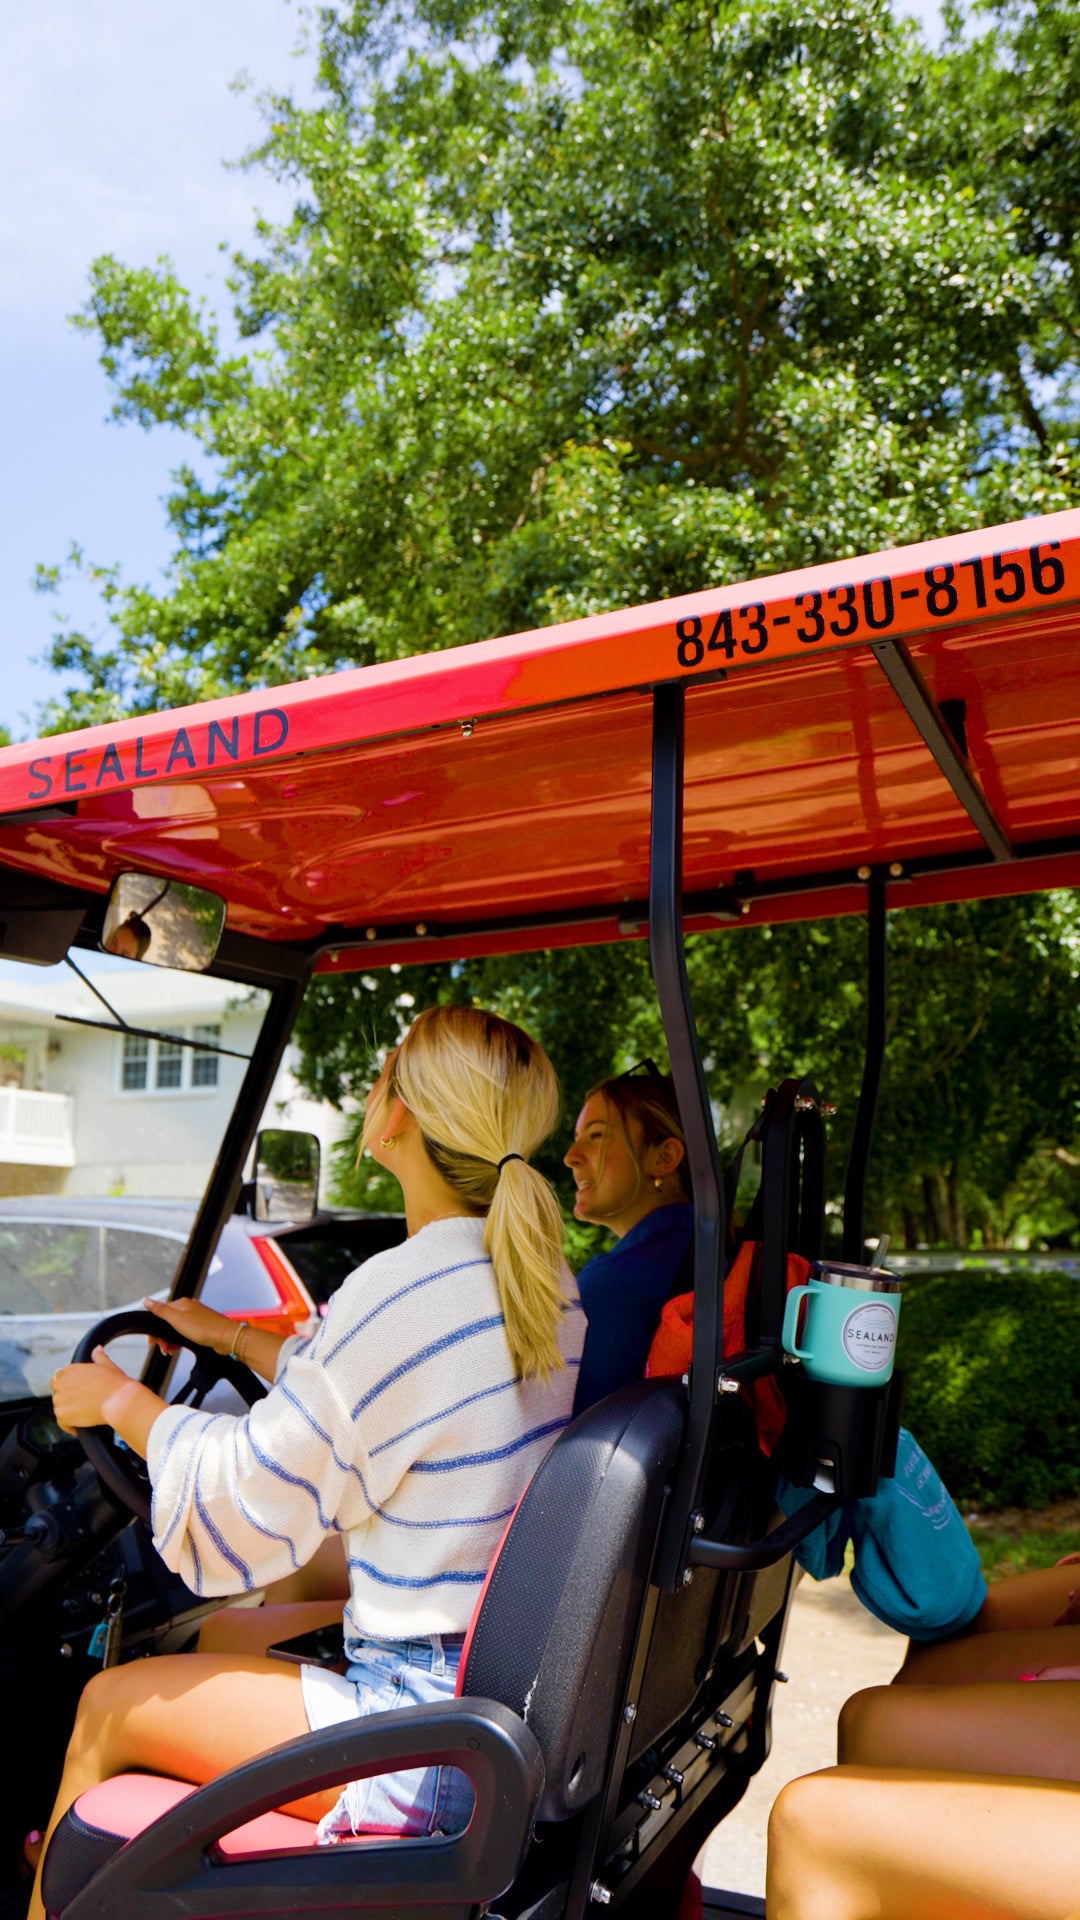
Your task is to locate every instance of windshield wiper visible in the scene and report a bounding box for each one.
[57,954,251,1062]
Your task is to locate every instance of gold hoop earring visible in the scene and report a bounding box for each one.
[380,1135,396,1149]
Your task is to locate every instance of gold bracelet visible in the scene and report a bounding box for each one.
[229,1320,250,1363]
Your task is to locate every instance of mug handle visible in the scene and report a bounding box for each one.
[782,1285,812,1359]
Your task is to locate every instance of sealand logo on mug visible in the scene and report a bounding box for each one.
[841,1301,897,1372]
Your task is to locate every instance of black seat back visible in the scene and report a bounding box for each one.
[461,1380,684,1821]
[461,1379,798,1920]
[458,1083,841,1909]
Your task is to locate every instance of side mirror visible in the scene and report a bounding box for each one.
[253,1129,320,1224]
[101,873,226,973]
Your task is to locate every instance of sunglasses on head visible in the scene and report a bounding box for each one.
[612,1058,673,1091]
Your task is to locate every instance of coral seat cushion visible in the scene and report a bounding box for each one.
[71,1774,323,1854]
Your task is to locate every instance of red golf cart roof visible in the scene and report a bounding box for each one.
[2,509,1079,968]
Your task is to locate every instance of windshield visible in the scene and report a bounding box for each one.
[0,949,273,1403]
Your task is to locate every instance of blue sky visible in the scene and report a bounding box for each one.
[1,0,308,739]
[2,0,943,743]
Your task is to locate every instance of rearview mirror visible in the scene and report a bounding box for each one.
[254,1129,320,1224]
[101,873,226,972]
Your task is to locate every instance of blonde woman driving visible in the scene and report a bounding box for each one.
[38,1005,583,1917]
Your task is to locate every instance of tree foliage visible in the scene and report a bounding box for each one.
[293,893,1080,1250]
[897,1268,1080,1508]
[39,0,1080,717]
[38,0,1080,1244]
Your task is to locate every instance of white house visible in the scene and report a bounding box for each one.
[0,960,345,1203]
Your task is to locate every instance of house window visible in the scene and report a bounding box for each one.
[119,1027,223,1094]
[191,1025,221,1089]
[155,1038,183,1090]
[122,1034,149,1091]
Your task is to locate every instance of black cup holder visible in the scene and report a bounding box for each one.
[780,1369,905,1499]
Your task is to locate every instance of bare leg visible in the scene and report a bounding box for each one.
[767,1766,1080,1920]
[197,1534,350,1654]
[262,1532,350,1606]
[898,1624,1080,1686]
[970,1564,1080,1634]
[29,1652,332,1920]
[198,1597,346,1656]
[839,1680,1080,1782]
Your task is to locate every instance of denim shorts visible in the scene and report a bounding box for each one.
[301,1632,474,1842]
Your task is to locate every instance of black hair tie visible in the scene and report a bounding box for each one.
[497,1153,525,1174]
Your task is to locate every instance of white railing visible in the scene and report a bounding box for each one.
[0,1088,75,1164]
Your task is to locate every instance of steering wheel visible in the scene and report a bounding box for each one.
[71,1309,267,1524]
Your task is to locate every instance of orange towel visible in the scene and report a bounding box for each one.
[645,1240,809,1455]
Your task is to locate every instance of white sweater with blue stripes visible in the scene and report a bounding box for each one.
[147,1215,585,1641]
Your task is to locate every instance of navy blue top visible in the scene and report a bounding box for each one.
[572,1203,694,1416]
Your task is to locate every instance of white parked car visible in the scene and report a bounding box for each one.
[0,1196,405,1402]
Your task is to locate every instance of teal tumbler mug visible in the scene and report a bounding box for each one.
[781,1261,902,1386]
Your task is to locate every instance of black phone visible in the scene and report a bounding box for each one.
[267,1622,346,1670]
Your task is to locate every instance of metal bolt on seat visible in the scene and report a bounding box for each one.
[694,1731,717,1751]
[775,1671,789,1684]
[623,1702,637,1724]
[662,1765,685,1787]
[638,1790,663,1812]
[715,1711,734,1728]
[589,1881,613,1906]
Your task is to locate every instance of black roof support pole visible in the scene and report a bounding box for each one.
[141,969,310,1395]
[648,683,726,1592]
[870,637,1012,862]
[842,874,887,1263]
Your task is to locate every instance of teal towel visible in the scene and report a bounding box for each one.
[778,1429,987,1642]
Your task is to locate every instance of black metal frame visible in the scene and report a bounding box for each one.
[689,1491,833,1571]
[869,638,1011,861]
[644,689,849,1588]
[643,686,893,1581]
[757,1077,826,1346]
[842,874,887,1263]
[648,684,726,1592]
[143,964,311,1395]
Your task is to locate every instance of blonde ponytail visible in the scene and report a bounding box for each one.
[363,1006,567,1379]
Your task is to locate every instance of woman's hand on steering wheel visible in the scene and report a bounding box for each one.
[51,1346,164,1447]
[61,1310,269,1524]
[142,1293,237,1356]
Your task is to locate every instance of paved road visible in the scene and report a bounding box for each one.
[699,1572,906,1898]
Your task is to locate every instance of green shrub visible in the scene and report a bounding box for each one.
[897,1272,1080,1510]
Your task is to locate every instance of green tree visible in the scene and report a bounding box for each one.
[290,890,1080,1252]
[685,894,1080,1250]
[35,0,1080,1245]
[37,0,1080,719]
